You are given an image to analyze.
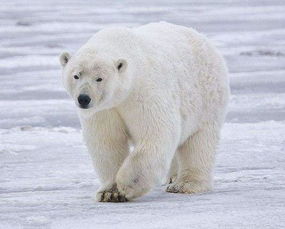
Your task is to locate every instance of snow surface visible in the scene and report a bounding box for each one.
[0,0,285,228]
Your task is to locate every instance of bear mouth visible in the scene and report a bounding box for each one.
[79,104,89,109]
[76,101,92,110]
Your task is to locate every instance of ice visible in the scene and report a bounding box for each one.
[0,0,285,228]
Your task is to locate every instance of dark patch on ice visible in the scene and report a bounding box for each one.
[46,43,63,48]
[16,21,32,27]
[240,50,285,57]
[221,167,274,173]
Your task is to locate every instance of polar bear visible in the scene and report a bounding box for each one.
[59,22,230,202]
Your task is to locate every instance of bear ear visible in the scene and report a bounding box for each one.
[59,52,71,67]
[115,59,127,73]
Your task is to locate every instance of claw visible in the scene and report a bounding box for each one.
[97,185,128,202]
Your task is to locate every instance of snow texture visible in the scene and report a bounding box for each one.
[0,0,285,228]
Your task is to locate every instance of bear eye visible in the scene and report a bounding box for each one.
[96,77,103,82]
[117,62,123,70]
[74,75,79,80]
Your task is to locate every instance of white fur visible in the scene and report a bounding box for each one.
[60,22,230,202]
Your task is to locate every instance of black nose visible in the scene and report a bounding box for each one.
[78,94,91,108]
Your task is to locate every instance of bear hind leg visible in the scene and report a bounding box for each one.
[166,123,220,194]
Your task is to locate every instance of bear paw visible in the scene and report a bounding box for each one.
[95,184,128,202]
[116,176,150,200]
[166,181,211,194]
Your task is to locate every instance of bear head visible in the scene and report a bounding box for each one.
[59,50,131,117]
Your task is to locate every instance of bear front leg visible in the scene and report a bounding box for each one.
[115,127,179,200]
[80,110,129,202]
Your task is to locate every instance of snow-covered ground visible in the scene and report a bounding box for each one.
[1,0,285,228]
